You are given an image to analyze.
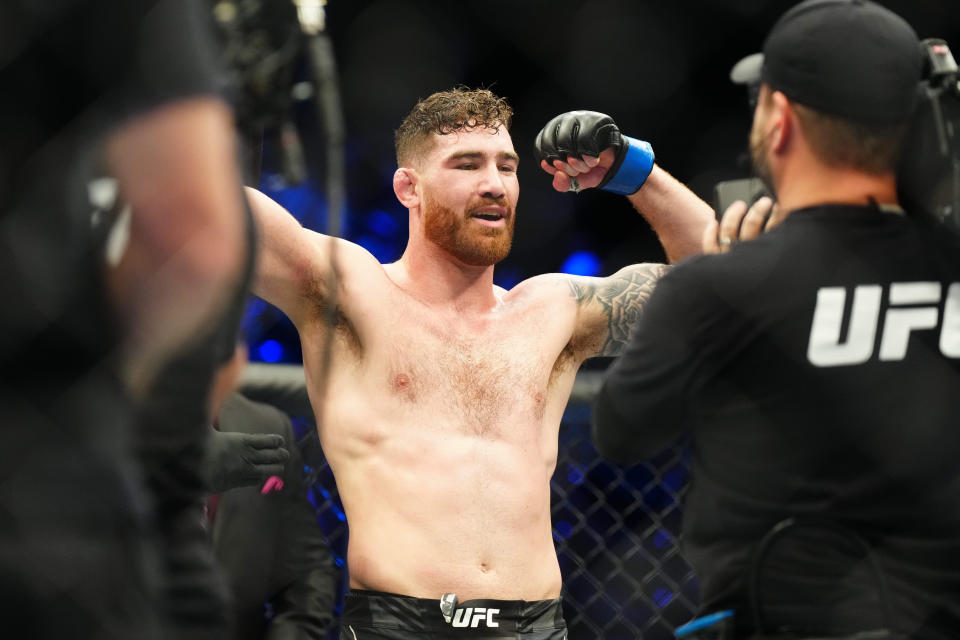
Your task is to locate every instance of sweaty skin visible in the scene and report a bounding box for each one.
[248,126,672,601]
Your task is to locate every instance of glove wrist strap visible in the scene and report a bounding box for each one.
[600,136,655,195]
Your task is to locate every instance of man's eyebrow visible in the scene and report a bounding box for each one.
[446,151,520,163]
[446,151,483,161]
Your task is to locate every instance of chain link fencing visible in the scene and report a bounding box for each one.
[552,399,697,639]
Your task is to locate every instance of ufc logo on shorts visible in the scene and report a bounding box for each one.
[450,607,500,628]
[807,282,960,366]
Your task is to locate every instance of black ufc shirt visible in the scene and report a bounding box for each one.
[594,205,960,638]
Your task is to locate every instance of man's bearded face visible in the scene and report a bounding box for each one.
[421,190,515,266]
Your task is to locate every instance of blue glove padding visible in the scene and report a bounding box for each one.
[600,135,655,195]
[533,110,655,195]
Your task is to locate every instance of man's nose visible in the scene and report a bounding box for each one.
[477,164,505,199]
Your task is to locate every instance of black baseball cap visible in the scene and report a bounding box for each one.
[730,0,922,124]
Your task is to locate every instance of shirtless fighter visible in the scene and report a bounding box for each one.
[247,88,713,639]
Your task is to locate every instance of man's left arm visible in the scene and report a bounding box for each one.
[625,165,717,262]
[567,263,668,358]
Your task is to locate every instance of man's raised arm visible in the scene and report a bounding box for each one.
[564,263,667,359]
[244,187,342,327]
[533,110,713,359]
[624,165,716,262]
[535,111,714,263]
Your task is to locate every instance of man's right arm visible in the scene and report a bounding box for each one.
[245,187,338,328]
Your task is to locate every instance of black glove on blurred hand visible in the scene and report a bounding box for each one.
[201,430,290,493]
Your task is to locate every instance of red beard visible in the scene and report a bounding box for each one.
[422,193,515,266]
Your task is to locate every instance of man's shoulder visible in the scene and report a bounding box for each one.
[503,272,579,303]
[305,239,396,319]
[337,240,396,285]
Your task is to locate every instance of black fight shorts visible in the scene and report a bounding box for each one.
[339,590,568,639]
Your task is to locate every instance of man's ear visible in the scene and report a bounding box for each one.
[394,168,419,209]
[769,90,793,154]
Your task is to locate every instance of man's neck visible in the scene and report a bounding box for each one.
[390,242,499,313]
[776,161,899,215]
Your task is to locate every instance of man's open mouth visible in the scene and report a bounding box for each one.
[472,212,504,221]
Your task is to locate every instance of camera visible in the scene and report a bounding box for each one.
[714,38,960,233]
[898,38,960,230]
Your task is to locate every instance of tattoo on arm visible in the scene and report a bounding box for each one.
[568,264,668,357]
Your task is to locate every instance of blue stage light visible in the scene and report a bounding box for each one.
[257,339,284,363]
[494,267,522,290]
[561,250,602,276]
[653,529,672,549]
[653,588,674,608]
[554,520,573,540]
[355,234,400,264]
[367,209,400,236]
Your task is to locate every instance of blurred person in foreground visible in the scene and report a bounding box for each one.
[0,1,247,638]
[245,86,715,638]
[590,1,960,638]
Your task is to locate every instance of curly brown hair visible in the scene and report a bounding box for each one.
[394,87,513,167]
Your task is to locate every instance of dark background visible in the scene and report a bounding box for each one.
[244,0,959,362]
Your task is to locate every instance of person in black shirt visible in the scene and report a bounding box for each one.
[591,1,960,638]
[212,392,338,640]
[197,341,336,640]
[0,1,247,638]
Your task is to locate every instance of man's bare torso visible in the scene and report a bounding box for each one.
[299,254,586,601]
[244,117,682,600]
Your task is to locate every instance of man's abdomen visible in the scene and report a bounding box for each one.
[330,418,563,601]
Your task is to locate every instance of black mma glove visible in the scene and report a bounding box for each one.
[534,110,655,195]
[200,429,290,493]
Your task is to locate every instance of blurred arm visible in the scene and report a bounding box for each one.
[105,97,246,396]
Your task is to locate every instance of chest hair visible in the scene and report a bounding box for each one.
[387,327,549,438]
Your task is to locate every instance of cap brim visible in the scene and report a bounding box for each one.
[730,52,764,85]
